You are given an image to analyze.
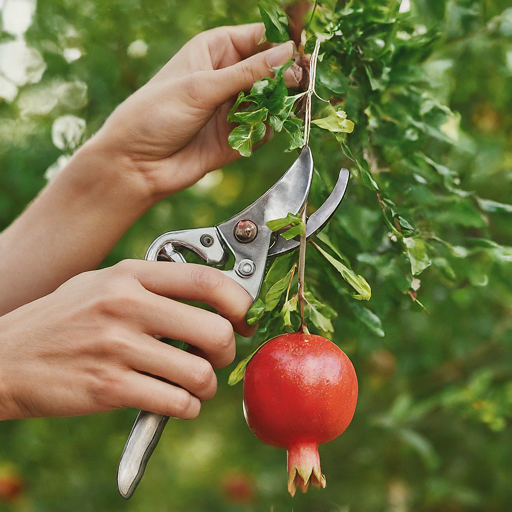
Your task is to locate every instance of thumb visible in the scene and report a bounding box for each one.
[196,41,297,108]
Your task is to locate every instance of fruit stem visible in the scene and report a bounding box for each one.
[298,206,309,335]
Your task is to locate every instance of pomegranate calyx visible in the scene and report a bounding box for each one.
[287,443,326,497]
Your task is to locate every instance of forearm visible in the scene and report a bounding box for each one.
[0,138,154,315]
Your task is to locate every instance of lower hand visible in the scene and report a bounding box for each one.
[0,260,254,420]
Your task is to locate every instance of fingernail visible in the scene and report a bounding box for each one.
[284,62,303,87]
[266,41,294,68]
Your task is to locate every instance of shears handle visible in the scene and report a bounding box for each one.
[117,243,187,499]
[117,226,264,498]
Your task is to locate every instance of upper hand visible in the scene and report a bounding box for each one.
[87,23,300,200]
[0,260,254,420]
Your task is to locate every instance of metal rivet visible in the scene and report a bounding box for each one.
[200,234,214,247]
[236,259,256,278]
[234,220,258,244]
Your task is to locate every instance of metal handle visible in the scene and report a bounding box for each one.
[117,243,189,499]
[117,411,169,499]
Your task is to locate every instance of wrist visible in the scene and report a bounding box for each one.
[64,135,158,215]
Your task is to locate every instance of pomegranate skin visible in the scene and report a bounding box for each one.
[242,332,358,495]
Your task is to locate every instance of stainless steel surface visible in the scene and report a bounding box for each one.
[217,146,313,300]
[234,220,258,243]
[117,412,169,499]
[118,146,325,499]
[268,167,350,256]
[146,227,228,266]
[236,259,256,277]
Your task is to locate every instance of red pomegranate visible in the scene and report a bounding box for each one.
[243,332,358,496]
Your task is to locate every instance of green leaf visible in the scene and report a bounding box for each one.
[403,237,432,276]
[314,243,372,300]
[264,267,294,311]
[234,107,268,125]
[304,291,336,333]
[351,304,385,337]
[399,428,441,470]
[228,336,277,386]
[266,212,303,231]
[267,211,305,240]
[304,35,318,54]
[228,122,266,157]
[477,198,512,214]
[281,295,298,332]
[317,56,349,95]
[258,1,289,44]
[259,252,295,299]
[341,142,379,191]
[283,117,304,151]
[228,347,259,386]
[227,91,250,123]
[246,299,265,326]
[312,109,355,133]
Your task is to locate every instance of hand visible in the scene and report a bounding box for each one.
[0,260,254,420]
[0,24,299,316]
[88,23,300,200]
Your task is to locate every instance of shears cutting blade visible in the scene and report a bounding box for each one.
[117,146,349,499]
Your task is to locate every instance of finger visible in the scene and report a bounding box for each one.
[136,296,236,369]
[205,23,269,68]
[119,261,254,336]
[118,371,201,419]
[128,334,217,401]
[182,41,298,110]
[153,24,268,82]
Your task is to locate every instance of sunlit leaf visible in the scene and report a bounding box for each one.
[403,237,432,276]
[312,109,355,133]
[477,198,512,214]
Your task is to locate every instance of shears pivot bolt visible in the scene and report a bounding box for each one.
[200,234,214,247]
[236,259,256,277]
[234,220,258,244]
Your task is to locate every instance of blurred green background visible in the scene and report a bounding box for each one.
[1,0,512,510]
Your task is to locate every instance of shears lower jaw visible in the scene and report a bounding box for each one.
[117,146,349,498]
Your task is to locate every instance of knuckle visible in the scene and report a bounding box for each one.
[170,391,200,420]
[211,318,235,366]
[190,359,217,398]
[92,278,140,319]
[183,75,204,107]
[112,259,138,276]
[104,331,131,356]
[236,62,258,87]
[190,266,224,295]
[86,368,120,407]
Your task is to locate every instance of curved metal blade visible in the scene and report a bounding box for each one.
[217,146,314,300]
[268,167,350,257]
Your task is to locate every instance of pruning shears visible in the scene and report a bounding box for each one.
[117,146,350,499]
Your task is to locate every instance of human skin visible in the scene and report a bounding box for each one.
[0,23,300,420]
[0,23,299,315]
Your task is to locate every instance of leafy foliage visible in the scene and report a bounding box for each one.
[1,0,512,511]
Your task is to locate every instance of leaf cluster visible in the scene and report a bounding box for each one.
[227,62,305,156]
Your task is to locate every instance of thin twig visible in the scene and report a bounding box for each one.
[298,206,309,335]
[285,264,297,303]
